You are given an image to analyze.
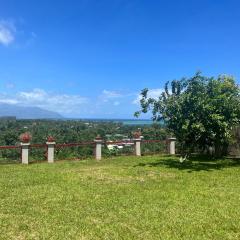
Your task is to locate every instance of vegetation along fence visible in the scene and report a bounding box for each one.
[0,137,176,164]
[0,145,21,163]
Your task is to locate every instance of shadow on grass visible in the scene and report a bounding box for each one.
[135,155,240,172]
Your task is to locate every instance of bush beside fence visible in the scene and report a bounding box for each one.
[0,137,176,164]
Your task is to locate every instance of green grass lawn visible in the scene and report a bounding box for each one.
[0,155,240,240]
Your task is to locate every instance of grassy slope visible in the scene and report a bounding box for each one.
[0,155,240,240]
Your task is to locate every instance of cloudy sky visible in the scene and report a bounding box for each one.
[0,0,240,118]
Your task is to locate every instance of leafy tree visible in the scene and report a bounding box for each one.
[135,72,240,156]
[0,118,168,162]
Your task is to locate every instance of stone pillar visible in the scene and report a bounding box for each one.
[168,137,176,155]
[94,137,103,161]
[21,142,30,164]
[134,138,141,156]
[46,142,56,163]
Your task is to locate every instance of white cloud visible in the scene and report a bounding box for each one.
[147,89,164,99]
[0,87,159,117]
[0,98,19,104]
[0,20,16,46]
[102,90,122,98]
[113,101,120,106]
[99,90,123,103]
[132,88,164,105]
[0,89,88,114]
[18,88,46,100]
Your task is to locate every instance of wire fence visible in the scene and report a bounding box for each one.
[0,145,21,164]
[55,142,95,161]
[0,139,170,164]
[103,140,135,157]
[29,144,48,163]
[141,140,168,155]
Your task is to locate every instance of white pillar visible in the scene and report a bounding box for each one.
[21,142,30,164]
[94,138,103,161]
[168,137,176,155]
[134,138,141,156]
[46,142,56,163]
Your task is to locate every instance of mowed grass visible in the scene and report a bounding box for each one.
[0,155,240,240]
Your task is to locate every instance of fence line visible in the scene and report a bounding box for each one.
[0,137,176,164]
[141,139,168,155]
[30,144,47,148]
[55,142,95,148]
[0,145,20,149]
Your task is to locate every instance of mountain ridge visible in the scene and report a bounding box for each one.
[0,103,63,119]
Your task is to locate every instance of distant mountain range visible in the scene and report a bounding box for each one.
[0,103,63,119]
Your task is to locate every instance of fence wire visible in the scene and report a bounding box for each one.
[103,141,135,158]
[55,142,95,161]
[141,140,168,155]
[29,144,48,163]
[0,146,21,164]
[0,139,171,164]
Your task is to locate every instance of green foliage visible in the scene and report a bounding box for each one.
[135,73,240,156]
[0,119,167,162]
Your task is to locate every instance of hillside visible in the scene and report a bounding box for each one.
[0,103,63,119]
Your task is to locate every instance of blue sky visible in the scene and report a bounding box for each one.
[0,0,240,118]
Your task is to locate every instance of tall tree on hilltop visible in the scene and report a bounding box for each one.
[135,72,240,156]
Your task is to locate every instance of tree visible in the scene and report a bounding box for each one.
[135,72,240,156]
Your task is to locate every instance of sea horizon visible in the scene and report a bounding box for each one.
[63,118,159,125]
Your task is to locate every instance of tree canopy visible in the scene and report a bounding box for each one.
[135,72,240,156]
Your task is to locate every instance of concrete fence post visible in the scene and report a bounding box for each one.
[94,136,103,161]
[46,142,56,163]
[134,138,142,156]
[168,137,176,155]
[21,142,30,164]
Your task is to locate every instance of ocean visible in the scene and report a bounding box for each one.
[115,119,154,125]
[65,118,158,125]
